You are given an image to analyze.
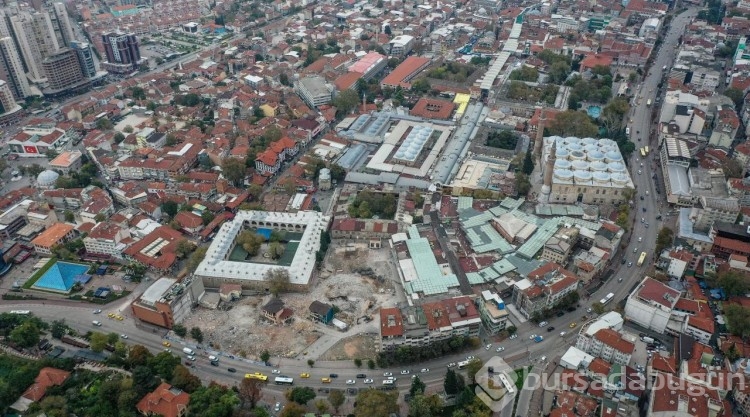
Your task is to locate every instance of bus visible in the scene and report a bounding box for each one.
[599,293,615,305]
[245,373,268,381]
[274,377,294,385]
[457,360,471,369]
[640,148,646,157]
[644,146,649,155]
[637,252,647,266]
[9,310,30,315]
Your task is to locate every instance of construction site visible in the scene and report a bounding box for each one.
[180,242,402,360]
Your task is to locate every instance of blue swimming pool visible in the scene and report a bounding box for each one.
[587,105,602,119]
[32,261,90,293]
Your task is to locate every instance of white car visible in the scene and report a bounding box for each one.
[364,378,374,384]
[538,321,548,327]
[529,334,537,340]
[485,344,492,350]
[120,334,128,339]
[187,355,196,361]
[272,369,281,374]
[638,237,643,242]
[420,368,429,373]
[560,331,567,337]
[466,356,475,360]
[93,309,102,314]
[509,334,518,339]
[346,380,356,385]
[274,402,281,412]
[496,346,505,352]
[447,363,456,368]
[401,370,410,375]
[383,372,393,377]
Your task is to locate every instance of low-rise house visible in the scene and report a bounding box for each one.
[136,383,190,417]
[11,367,71,412]
[309,300,334,324]
[261,298,294,324]
[31,223,75,255]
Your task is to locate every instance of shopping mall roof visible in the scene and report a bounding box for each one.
[404,236,460,295]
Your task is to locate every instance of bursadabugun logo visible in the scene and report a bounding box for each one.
[474,356,522,412]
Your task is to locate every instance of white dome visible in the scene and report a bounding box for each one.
[554,160,571,169]
[554,169,574,181]
[37,170,59,186]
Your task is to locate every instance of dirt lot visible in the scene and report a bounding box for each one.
[319,334,379,361]
[181,243,399,360]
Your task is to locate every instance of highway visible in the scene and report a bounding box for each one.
[0,7,697,405]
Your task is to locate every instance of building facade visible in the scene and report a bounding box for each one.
[42,48,88,96]
[101,32,140,73]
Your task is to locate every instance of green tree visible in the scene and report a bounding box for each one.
[444,369,465,395]
[10,321,40,348]
[265,268,291,297]
[128,344,153,367]
[94,213,106,222]
[62,210,75,222]
[354,358,362,368]
[548,61,572,84]
[592,302,606,315]
[412,78,430,93]
[547,110,598,137]
[237,231,264,256]
[727,344,741,362]
[279,403,306,417]
[367,358,376,369]
[333,89,360,115]
[409,394,444,417]
[655,227,674,255]
[186,246,207,272]
[50,319,67,339]
[222,157,247,186]
[522,152,534,175]
[173,324,187,338]
[171,365,202,393]
[107,332,119,345]
[123,125,134,133]
[175,239,195,258]
[601,97,630,134]
[725,304,750,340]
[723,158,744,179]
[260,350,271,363]
[279,72,291,86]
[89,331,108,352]
[329,163,346,181]
[287,386,316,405]
[314,399,329,414]
[515,172,532,196]
[268,241,285,260]
[466,358,483,384]
[190,327,204,343]
[188,383,240,417]
[133,366,160,397]
[410,375,426,396]
[354,389,398,417]
[509,66,539,82]
[328,389,345,413]
[307,359,315,367]
[161,200,179,218]
[166,133,178,146]
[96,117,113,130]
[724,87,745,109]
[717,270,750,296]
[238,377,265,409]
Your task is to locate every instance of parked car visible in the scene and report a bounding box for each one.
[485,344,492,350]
[364,379,374,384]
[383,372,393,377]
[346,380,356,385]
[420,368,430,373]
[496,346,505,352]
[400,370,410,375]
[272,369,281,374]
[227,368,236,373]
[300,373,310,378]
[547,326,555,332]
[329,373,338,378]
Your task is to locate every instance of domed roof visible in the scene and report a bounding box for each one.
[37,170,59,186]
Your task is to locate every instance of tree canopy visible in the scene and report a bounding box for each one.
[547,110,599,137]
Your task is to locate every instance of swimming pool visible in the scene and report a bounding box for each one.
[587,105,602,119]
[32,261,90,293]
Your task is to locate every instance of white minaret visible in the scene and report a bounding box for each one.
[538,138,556,204]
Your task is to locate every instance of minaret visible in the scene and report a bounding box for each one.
[539,138,556,204]
[533,108,546,163]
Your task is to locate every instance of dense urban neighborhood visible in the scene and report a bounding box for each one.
[4,0,750,416]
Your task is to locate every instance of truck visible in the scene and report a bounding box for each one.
[182,347,195,355]
[646,99,652,107]
[642,336,655,344]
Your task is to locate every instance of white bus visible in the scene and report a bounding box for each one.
[9,310,30,315]
[599,293,615,306]
[274,377,294,386]
[457,360,471,369]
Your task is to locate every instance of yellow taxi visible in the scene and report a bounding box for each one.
[115,315,124,321]
[300,373,310,378]
[107,313,116,318]
[321,377,331,383]
[162,341,171,347]
[569,322,577,329]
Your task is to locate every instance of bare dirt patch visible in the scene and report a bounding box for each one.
[319,334,379,361]
[181,244,398,361]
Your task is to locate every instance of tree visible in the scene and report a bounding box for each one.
[444,369,466,395]
[260,350,271,363]
[354,389,399,417]
[287,386,316,405]
[727,344,741,362]
[173,324,187,338]
[409,375,426,396]
[237,231,264,256]
[149,351,182,380]
[128,344,153,367]
[384,25,392,36]
[107,332,119,345]
[314,399,329,414]
[161,200,179,218]
[133,366,160,397]
[724,87,745,109]
[515,172,532,196]
[717,270,750,296]
[307,359,315,367]
[190,327,204,343]
[466,358,483,384]
[409,394,444,417]
[367,359,376,369]
[725,304,750,340]
[175,239,195,258]
[412,78,431,93]
[50,319,67,339]
[10,321,40,348]
[333,89,360,115]
[268,241,285,260]
[188,383,240,417]
[354,358,362,368]
[279,403,306,417]
[655,227,674,255]
[222,157,247,186]
[279,73,291,86]
[329,163,346,181]
[238,377,264,409]
[548,61,571,84]
[509,66,539,82]
[94,212,106,222]
[123,125,134,133]
[171,365,202,393]
[96,117,113,130]
[591,302,606,315]
[265,268,291,297]
[522,152,534,175]
[186,246,207,272]
[328,389,345,413]
[601,97,630,134]
[547,110,598,137]
[166,133,178,146]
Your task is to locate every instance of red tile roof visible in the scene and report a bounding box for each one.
[381,56,431,88]
[380,307,404,337]
[409,98,456,120]
[593,329,635,354]
[122,226,183,270]
[23,367,71,402]
[635,277,680,308]
[136,383,190,417]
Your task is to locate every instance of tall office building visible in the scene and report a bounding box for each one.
[70,40,95,79]
[0,36,30,99]
[50,2,75,47]
[101,32,140,74]
[42,48,87,95]
[10,11,60,82]
[0,79,23,125]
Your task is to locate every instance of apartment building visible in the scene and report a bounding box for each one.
[0,37,31,99]
[295,76,332,108]
[478,290,509,335]
[131,277,204,329]
[389,35,414,56]
[42,48,88,96]
[513,263,578,319]
[101,32,140,74]
[83,222,130,259]
[31,222,75,255]
[624,277,681,334]
[584,329,635,366]
[541,227,578,265]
